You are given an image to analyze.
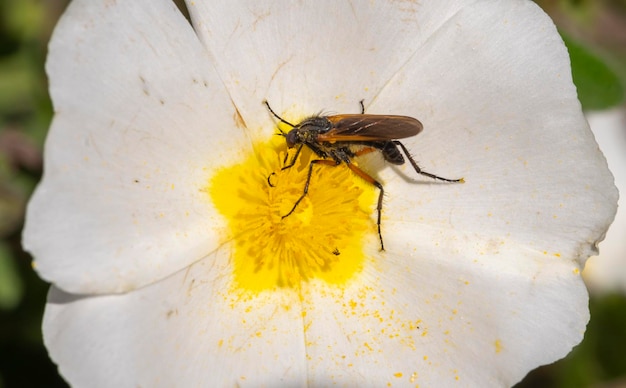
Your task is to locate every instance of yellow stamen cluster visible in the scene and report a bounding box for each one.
[209,136,375,292]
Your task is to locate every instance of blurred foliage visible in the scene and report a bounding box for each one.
[0,0,624,387]
[537,0,626,109]
[0,242,22,310]
[565,32,624,109]
[0,0,69,387]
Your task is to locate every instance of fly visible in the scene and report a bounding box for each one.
[264,100,463,251]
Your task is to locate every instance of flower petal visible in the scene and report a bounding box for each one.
[184,0,483,133]
[583,109,626,293]
[302,237,588,385]
[33,1,620,386]
[373,0,617,263]
[43,251,307,387]
[23,0,248,294]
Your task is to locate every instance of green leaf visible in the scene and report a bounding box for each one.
[562,32,624,110]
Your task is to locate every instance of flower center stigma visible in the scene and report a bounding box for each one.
[209,125,375,292]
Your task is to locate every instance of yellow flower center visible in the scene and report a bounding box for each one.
[209,131,375,292]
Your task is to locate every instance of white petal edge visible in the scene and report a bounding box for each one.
[43,248,308,387]
[43,228,588,387]
[184,0,485,138]
[371,0,617,263]
[583,108,626,293]
[23,0,248,294]
[303,227,588,386]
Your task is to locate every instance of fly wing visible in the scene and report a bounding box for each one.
[318,114,423,141]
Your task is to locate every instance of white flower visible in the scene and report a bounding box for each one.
[24,0,617,387]
[583,108,626,293]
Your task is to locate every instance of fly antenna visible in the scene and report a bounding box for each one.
[263,100,295,128]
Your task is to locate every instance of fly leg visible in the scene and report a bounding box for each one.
[267,144,305,187]
[282,159,339,218]
[393,141,463,183]
[343,159,386,251]
[349,146,387,250]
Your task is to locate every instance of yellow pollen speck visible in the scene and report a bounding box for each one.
[208,133,375,292]
[394,372,403,378]
[495,339,503,353]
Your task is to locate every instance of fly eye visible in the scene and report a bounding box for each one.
[285,130,298,148]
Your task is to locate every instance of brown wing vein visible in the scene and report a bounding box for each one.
[318,114,423,141]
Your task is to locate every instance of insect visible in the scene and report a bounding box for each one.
[264,100,463,251]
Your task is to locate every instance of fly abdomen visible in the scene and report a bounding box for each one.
[380,141,405,165]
